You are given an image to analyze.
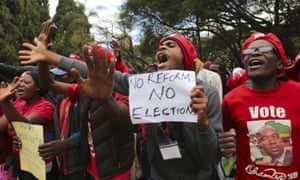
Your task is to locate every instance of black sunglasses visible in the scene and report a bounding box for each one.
[243,46,278,57]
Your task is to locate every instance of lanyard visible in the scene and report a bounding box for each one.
[59,99,71,139]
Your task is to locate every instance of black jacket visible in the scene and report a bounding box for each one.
[53,95,89,175]
[79,93,134,180]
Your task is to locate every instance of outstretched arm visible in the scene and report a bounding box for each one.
[71,44,130,126]
[0,63,36,82]
[19,37,62,66]
[71,44,115,101]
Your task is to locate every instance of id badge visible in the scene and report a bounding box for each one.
[159,141,182,160]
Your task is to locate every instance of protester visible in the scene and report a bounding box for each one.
[110,39,131,73]
[226,67,248,90]
[0,106,16,180]
[19,27,135,180]
[209,61,231,96]
[220,32,300,179]
[19,31,223,179]
[0,71,58,179]
[38,61,90,180]
[216,66,248,179]
[284,53,300,82]
[203,60,212,69]
[197,63,223,102]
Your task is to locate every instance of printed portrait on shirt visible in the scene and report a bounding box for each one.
[247,120,293,166]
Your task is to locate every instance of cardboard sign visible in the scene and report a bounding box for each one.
[12,122,45,180]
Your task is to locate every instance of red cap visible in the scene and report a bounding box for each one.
[241,32,288,66]
[69,53,83,61]
[284,53,300,82]
[226,68,248,89]
[158,33,197,70]
[87,44,115,61]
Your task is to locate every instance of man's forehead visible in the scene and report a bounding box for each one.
[248,39,274,48]
[160,39,177,45]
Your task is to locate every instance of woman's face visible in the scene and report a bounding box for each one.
[16,74,39,101]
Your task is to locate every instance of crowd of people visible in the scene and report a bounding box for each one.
[0,19,300,180]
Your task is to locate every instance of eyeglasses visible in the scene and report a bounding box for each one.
[243,46,278,57]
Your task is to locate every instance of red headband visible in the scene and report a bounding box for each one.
[158,33,197,70]
[242,32,288,66]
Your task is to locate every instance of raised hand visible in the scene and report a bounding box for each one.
[0,77,20,102]
[190,86,209,131]
[19,37,49,65]
[37,19,56,49]
[19,20,57,65]
[71,44,115,101]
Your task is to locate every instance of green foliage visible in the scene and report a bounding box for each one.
[0,0,50,65]
[51,0,92,57]
[119,0,300,71]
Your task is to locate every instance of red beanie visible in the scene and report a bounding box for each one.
[87,44,115,61]
[241,32,288,66]
[158,33,197,70]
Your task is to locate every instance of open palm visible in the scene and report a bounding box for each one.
[71,44,115,101]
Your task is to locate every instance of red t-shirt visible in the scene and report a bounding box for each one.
[115,60,130,74]
[222,81,300,179]
[67,84,129,179]
[12,97,55,164]
[13,97,54,132]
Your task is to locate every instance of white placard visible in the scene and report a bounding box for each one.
[129,70,197,124]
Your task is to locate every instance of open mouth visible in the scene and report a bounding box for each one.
[270,147,280,153]
[16,88,24,96]
[157,53,168,63]
[248,59,264,68]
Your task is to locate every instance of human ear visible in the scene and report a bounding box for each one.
[277,60,283,71]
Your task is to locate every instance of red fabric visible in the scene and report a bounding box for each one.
[114,92,129,105]
[59,98,72,175]
[87,120,99,180]
[109,169,130,180]
[159,33,197,70]
[241,32,288,65]
[203,60,212,69]
[115,60,130,73]
[67,85,129,179]
[11,97,55,163]
[285,53,300,82]
[222,81,300,179]
[66,84,129,105]
[13,97,54,132]
[226,69,248,89]
[67,84,81,102]
[87,44,115,61]
[69,53,83,61]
